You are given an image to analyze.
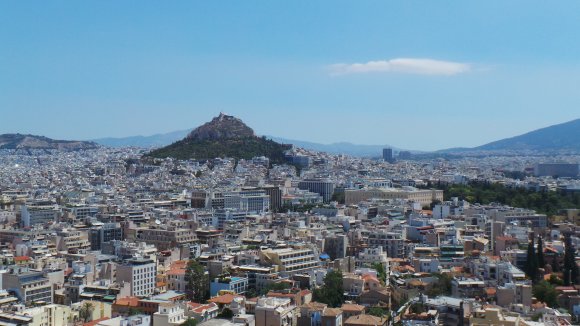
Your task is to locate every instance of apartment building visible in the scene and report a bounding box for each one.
[166,260,187,292]
[54,229,91,254]
[116,258,157,297]
[298,179,335,202]
[2,267,53,304]
[255,297,295,326]
[496,283,532,308]
[192,189,270,212]
[323,235,348,260]
[21,204,60,227]
[90,223,124,251]
[210,276,248,297]
[260,247,319,275]
[153,302,186,326]
[132,226,196,251]
[366,230,405,259]
[65,204,99,220]
[356,247,389,269]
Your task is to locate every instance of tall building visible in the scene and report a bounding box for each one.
[382,148,394,163]
[324,235,348,260]
[89,223,124,251]
[298,179,335,202]
[117,258,157,297]
[261,185,283,212]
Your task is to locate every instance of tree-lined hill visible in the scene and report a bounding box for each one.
[148,114,291,162]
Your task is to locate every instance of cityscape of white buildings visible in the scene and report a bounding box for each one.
[0,146,578,326]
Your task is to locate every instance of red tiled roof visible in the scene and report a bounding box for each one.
[207,293,243,305]
[114,296,140,307]
[188,302,218,313]
[14,256,30,262]
[83,317,110,326]
[362,274,379,283]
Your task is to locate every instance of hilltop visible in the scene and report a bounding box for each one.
[148,114,291,162]
[0,134,99,151]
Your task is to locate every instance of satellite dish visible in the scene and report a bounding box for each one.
[155,219,161,225]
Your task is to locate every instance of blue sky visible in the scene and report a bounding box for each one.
[1,1,580,151]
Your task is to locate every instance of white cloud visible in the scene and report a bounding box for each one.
[329,58,471,76]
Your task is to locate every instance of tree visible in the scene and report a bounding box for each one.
[245,288,258,298]
[218,308,234,319]
[368,307,389,318]
[551,255,560,273]
[128,307,143,316]
[260,282,291,295]
[185,259,209,302]
[181,318,198,326]
[548,274,563,286]
[426,273,452,297]
[525,238,539,282]
[313,270,344,307]
[372,262,387,286]
[533,281,559,308]
[79,301,94,322]
[537,236,545,269]
[409,303,426,314]
[563,234,579,286]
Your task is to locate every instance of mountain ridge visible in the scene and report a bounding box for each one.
[92,129,191,148]
[439,118,580,153]
[0,134,99,150]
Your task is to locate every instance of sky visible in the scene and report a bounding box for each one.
[1,1,580,151]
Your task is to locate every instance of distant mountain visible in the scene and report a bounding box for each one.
[148,113,291,162]
[476,119,580,151]
[268,137,411,157]
[92,129,190,148]
[0,134,99,150]
[440,118,580,153]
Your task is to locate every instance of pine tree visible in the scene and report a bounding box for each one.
[537,236,545,269]
[551,254,560,273]
[525,237,538,282]
[313,270,344,307]
[563,234,579,286]
[185,259,209,302]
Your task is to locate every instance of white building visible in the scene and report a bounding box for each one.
[153,303,186,326]
[255,297,295,326]
[21,204,60,227]
[116,258,156,297]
